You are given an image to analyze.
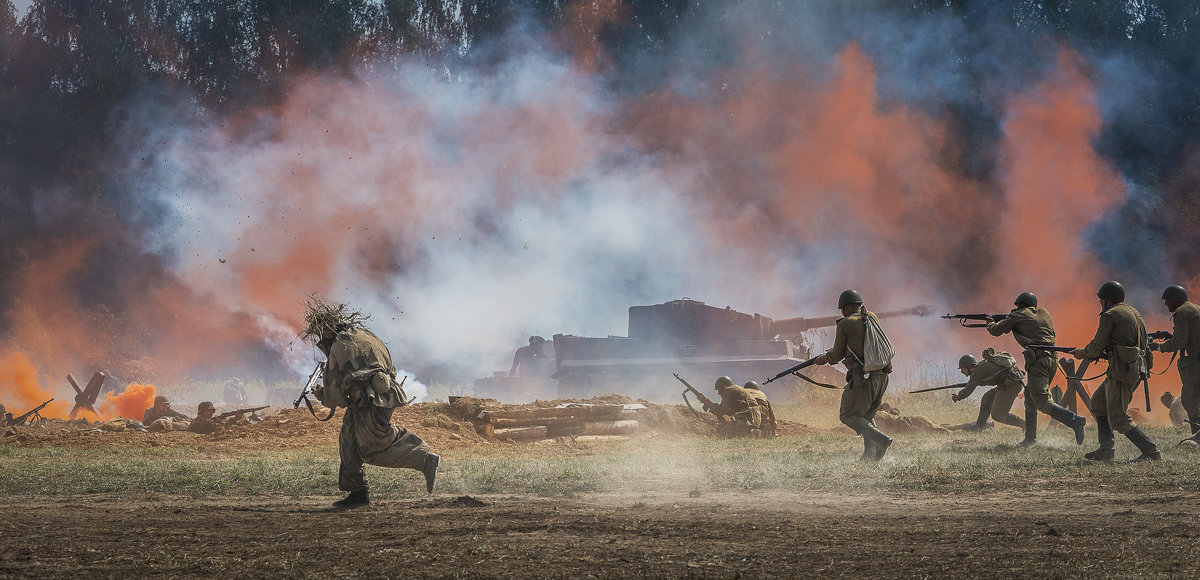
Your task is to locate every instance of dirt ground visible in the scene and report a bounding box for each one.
[1,489,1196,578]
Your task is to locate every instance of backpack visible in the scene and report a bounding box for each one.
[862,310,895,372]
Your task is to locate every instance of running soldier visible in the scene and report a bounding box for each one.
[1073,281,1159,462]
[1148,285,1200,438]
[951,349,1026,431]
[302,296,440,508]
[812,289,893,461]
[986,291,1086,447]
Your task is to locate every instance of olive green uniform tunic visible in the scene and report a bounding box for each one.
[956,352,1025,423]
[825,307,891,427]
[708,385,761,437]
[1082,303,1148,434]
[1157,301,1200,430]
[319,328,433,493]
[987,306,1059,413]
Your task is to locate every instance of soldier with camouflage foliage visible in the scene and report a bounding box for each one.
[302,296,440,509]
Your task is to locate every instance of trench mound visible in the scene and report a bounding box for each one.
[1,395,823,451]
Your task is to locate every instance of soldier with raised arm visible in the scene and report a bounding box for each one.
[1148,285,1200,438]
[1073,281,1158,462]
[986,291,1086,447]
[811,289,893,461]
[951,349,1026,432]
[302,296,440,508]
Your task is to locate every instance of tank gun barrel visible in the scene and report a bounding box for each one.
[769,304,932,335]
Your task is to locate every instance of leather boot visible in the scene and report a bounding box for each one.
[1124,427,1160,462]
[1048,404,1087,445]
[848,418,892,461]
[998,413,1026,429]
[964,403,992,432]
[332,490,370,509]
[1085,416,1115,461]
[424,453,440,494]
[859,435,876,462]
[1016,410,1037,447]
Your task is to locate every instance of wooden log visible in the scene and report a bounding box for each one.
[476,422,495,438]
[577,420,640,436]
[491,409,643,429]
[569,435,632,443]
[479,405,629,424]
[493,425,548,440]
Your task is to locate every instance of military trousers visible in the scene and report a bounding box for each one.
[839,368,889,427]
[339,403,431,492]
[1178,358,1200,430]
[1022,352,1059,414]
[1089,377,1139,434]
[981,382,1022,421]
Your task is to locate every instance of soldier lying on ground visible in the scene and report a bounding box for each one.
[143,396,191,432]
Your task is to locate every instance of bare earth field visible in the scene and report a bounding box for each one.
[2,396,1198,578]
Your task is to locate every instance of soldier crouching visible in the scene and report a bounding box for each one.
[302,296,440,509]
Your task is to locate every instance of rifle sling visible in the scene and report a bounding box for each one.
[302,394,337,422]
[793,372,841,390]
[1151,351,1178,376]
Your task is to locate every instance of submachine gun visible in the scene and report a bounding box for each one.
[293,363,335,421]
[673,373,725,422]
[941,313,1007,328]
[217,406,270,421]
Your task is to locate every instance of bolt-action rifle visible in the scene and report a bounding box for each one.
[217,406,270,421]
[763,353,824,385]
[941,313,1008,328]
[908,382,969,394]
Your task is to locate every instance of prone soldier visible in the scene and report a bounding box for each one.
[986,291,1087,447]
[951,349,1027,431]
[1148,285,1200,437]
[811,289,893,461]
[188,401,223,434]
[1072,281,1159,462]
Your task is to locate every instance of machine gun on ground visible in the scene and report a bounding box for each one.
[673,373,725,423]
[941,313,1008,328]
[4,398,54,427]
[908,382,969,394]
[217,406,270,421]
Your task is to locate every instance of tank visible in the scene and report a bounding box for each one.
[481,298,930,401]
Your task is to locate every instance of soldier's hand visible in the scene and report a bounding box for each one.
[950,393,960,402]
[1147,343,1159,352]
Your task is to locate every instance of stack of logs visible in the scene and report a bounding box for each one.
[475,403,646,441]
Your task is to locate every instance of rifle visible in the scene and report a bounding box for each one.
[6,398,54,427]
[673,373,725,422]
[217,406,269,421]
[1148,330,1172,342]
[909,382,968,394]
[763,353,824,385]
[941,313,1007,328]
[1033,345,1154,411]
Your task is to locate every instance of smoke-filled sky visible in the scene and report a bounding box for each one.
[3,0,1199,409]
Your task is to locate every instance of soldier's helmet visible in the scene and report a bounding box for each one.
[1097,281,1126,303]
[838,289,863,309]
[714,376,735,390]
[958,354,977,370]
[1014,291,1038,308]
[1162,285,1188,303]
[743,380,761,391]
[154,395,169,406]
[198,401,216,414]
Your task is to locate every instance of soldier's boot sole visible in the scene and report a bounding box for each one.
[1084,448,1114,461]
[1128,451,1160,463]
[870,434,893,461]
[424,453,440,494]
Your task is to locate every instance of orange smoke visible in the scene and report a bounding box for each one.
[99,383,157,421]
[0,349,71,419]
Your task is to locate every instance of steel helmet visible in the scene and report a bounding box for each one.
[714,376,735,390]
[1097,281,1126,303]
[1162,285,1188,303]
[743,380,761,391]
[838,289,863,309]
[1014,292,1038,308]
[958,354,977,370]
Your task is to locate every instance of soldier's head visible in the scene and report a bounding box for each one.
[714,376,735,392]
[301,295,369,354]
[837,289,863,316]
[197,401,216,418]
[1014,291,1038,309]
[1161,285,1188,312]
[743,380,761,391]
[1096,281,1125,307]
[957,354,977,377]
[153,395,170,410]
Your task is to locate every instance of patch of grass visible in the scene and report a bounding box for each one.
[3,426,1198,498]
